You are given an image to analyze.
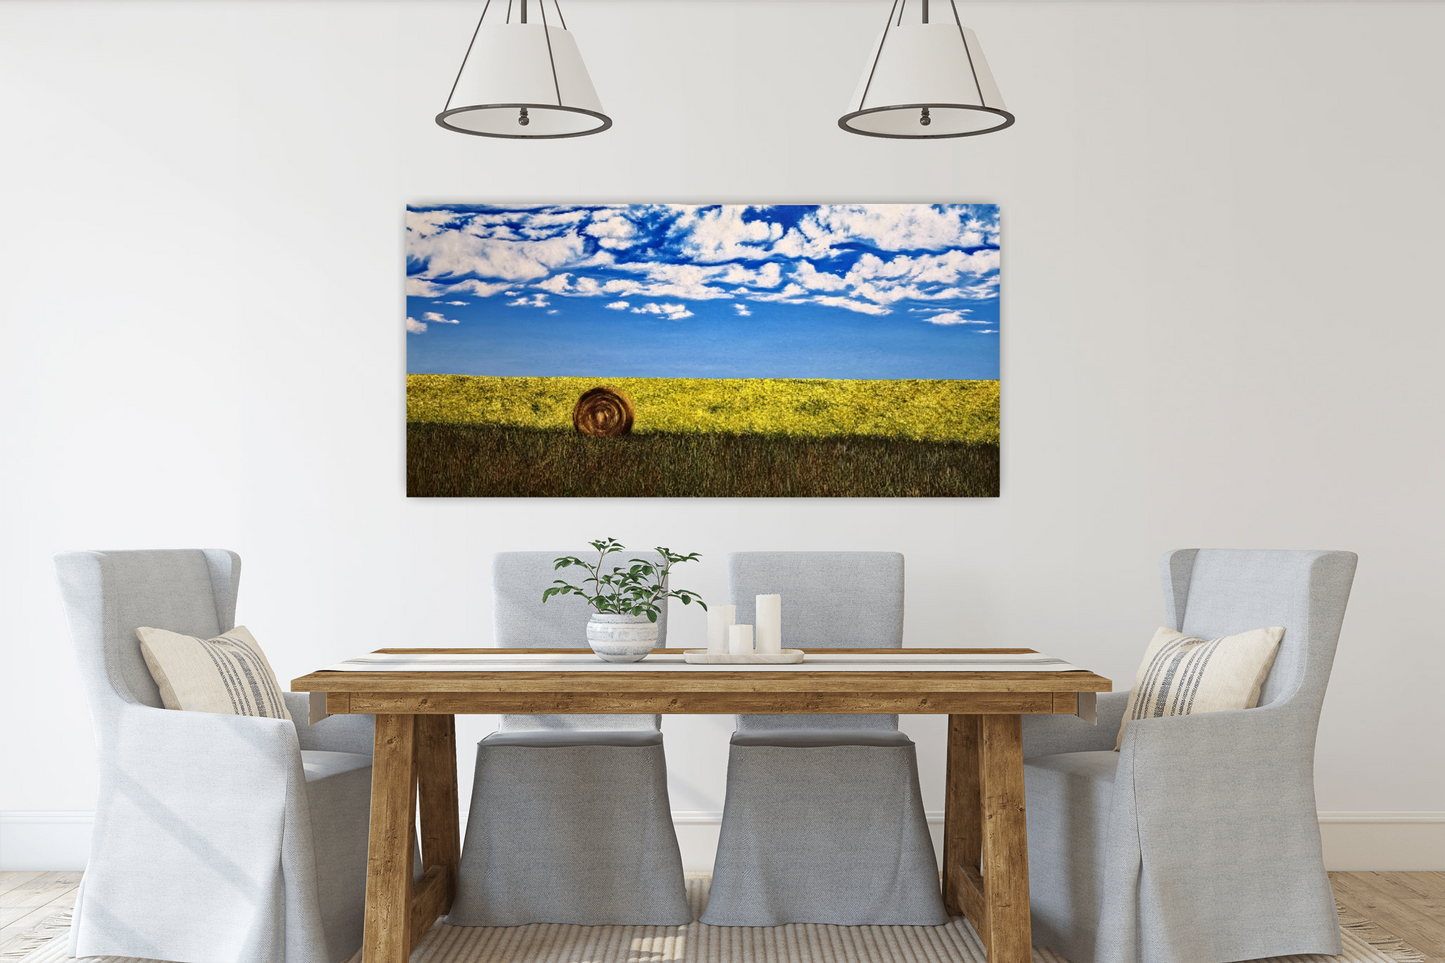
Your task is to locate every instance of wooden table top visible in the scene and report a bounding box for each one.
[291,648,1113,696]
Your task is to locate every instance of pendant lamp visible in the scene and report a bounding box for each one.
[437,0,611,139]
[840,0,1014,139]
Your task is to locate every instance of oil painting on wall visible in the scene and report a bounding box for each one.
[406,203,1000,497]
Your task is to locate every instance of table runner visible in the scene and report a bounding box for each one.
[322,651,1088,673]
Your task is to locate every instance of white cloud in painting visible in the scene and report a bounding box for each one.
[538,273,607,297]
[976,328,998,334]
[791,261,851,292]
[405,316,427,333]
[799,204,999,252]
[507,293,551,308]
[605,301,630,310]
[960,277,1001,298]
[436,300,468,306]
[720,261,783,288]
[743,282,888,315]
[839,250,1001,305]
[411,231,587,283]
[734,304,752,316]
[611,262,736,301]
[445,279,512,298]
[522,208,589,230]
[583,210,640,250]
[406,277,448,297]
[749,283,810,304]
[812,296,890,316]
[672,206,786,263]
[422,312,460,324]
[406,208,464,238]
[923,310,984,325]
[631,302,695,320]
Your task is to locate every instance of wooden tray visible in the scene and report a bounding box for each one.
[683,649,804,665]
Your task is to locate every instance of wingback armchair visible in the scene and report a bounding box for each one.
[54,549,377,963]
[1020,549,1357,963]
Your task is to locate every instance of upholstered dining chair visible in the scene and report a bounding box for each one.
[1020,549,1358,963]
[444,551,691,927]
[701,551,948,927]
[53,549,376,963]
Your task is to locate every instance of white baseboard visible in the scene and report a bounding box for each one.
[1318,812,1445,871]
[6,810,1441,873]
[0,812,95,871]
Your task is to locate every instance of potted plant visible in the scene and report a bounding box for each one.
[543,538,707,662]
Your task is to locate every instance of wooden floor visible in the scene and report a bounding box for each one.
[1332,871,1445,962]
[1,870,1441,961]
[1,870,82,957]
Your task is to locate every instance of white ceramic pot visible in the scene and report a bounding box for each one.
[585,613,659,663]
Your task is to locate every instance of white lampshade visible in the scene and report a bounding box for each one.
[437,14,610,139]
[840,2,1014,139]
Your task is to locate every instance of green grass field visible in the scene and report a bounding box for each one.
[407,375,999,497]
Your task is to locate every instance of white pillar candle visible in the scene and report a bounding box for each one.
[729,624,754,656]
[706,605,736,655]
[755,594,782,654]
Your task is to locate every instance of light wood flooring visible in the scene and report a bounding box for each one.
[2,870,1442,961]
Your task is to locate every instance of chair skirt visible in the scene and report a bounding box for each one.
[447,731,692,927]
[300,751,374,962]
[702,732,948,926]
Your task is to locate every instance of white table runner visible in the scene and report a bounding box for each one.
[322,651,1087,673]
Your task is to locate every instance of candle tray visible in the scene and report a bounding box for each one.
[683,649,805,665]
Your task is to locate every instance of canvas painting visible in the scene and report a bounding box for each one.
[406,204,1000,497]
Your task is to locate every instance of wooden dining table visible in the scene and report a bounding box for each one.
[291,647,1111,963]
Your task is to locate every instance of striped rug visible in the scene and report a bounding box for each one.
[9,874,1424,963]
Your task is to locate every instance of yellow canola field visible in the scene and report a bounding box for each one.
[407,375,1000,445]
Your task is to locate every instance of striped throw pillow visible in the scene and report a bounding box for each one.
[136,625,293,722]
[1115,625,1284,749]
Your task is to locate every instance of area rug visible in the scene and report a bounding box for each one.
[7,874,1424,963]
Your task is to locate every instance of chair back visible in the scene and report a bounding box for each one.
[493,550,670,648]
[729,551,904,731]
[1162,548,1357,719]
[54,549,241,736]
[493,550,666,731]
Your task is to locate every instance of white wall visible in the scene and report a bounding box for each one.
[2,0,1442,872]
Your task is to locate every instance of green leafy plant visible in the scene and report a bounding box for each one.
[542,537,706,623]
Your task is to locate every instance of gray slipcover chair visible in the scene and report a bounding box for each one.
[1020,548,1358,963]
[701,551,949,927]
[445,551,691,927]
[53,549,377,963]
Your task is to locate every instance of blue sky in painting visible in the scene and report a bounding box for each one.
[405,204,1000,380]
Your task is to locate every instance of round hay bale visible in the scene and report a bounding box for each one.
[573,385,635,438]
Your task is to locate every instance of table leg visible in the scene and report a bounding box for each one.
[412,714,461,939]
[363,713,418,963]
[943,714,983,920]
[980,713,1030,963]
[943,713,1032,963]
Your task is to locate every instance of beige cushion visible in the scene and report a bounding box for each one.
[1116,625,1284,749]
[136,625,293,722]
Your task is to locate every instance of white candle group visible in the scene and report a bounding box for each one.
[755,594,782,654]
[728,623,754,655]
[706,605,737,655]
